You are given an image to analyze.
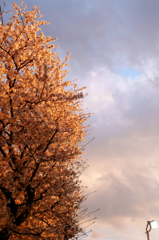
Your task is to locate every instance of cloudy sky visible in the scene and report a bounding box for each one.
[3,0,159,239]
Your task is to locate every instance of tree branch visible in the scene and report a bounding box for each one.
[43,128,58,154]
[0,146,6,158]
[0,186,18,217]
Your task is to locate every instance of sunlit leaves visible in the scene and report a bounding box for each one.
[0,1,90,239]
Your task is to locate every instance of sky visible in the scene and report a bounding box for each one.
[2,0,159,239]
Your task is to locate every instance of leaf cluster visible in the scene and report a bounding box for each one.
[0,2,90,239]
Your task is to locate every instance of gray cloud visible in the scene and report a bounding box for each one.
[5,0,159,74]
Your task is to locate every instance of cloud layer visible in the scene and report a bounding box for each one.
[82,65,159,239]
[4,1,159,239]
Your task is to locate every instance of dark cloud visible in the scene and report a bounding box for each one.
[5,0,159,74]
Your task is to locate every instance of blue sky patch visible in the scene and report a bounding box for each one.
[115,67,140,79]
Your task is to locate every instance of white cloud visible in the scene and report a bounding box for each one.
[81,60,159,237]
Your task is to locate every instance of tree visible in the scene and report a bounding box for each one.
[0,2,90,239]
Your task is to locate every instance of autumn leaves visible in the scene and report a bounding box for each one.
[0,2,90,239]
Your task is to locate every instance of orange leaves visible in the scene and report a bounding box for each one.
[0,1,91,239]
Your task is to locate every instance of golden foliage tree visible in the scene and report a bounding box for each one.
[0,2,90,239]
